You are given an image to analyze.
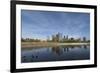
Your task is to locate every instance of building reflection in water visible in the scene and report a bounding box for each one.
[51,45,89,56]
[51,46,70,55]
[51,46,62,55]
[21,45,90,62]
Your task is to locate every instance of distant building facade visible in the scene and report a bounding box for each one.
[52,33,62,42]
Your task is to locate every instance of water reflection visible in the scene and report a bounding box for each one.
[51,45,89,55]
[21,45,90,63]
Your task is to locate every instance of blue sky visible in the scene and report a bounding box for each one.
[21,10,90,40]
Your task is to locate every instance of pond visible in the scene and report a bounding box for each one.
[21,45,90,63]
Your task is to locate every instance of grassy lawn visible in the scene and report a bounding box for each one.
[21,41,90,48]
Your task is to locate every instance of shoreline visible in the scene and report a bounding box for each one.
[21,42,90,48]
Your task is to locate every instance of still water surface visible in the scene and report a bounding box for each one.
[21,45,90,63]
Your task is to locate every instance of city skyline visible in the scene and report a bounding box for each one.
[21,10,90,40]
